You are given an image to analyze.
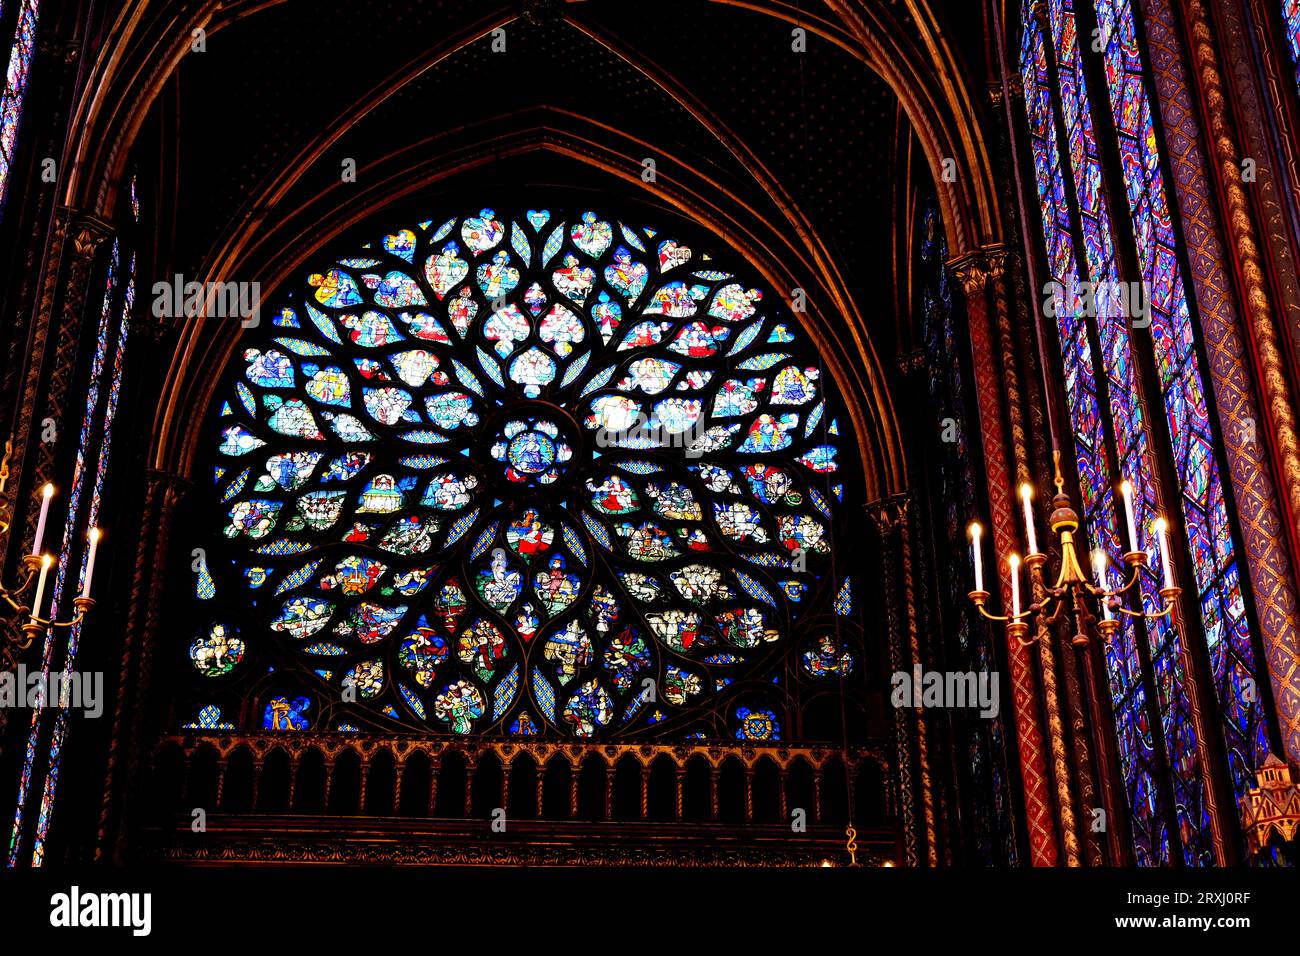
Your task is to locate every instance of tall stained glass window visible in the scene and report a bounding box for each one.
[0,0,41,218]
[7,177,138,867]
[191,206,848,741]
[1092,0,1268,813]
[1019,0,1273,864]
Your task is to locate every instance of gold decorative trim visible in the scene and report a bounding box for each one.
[1184,0,1300,767]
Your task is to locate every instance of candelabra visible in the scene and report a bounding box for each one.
[966,453,1179,642]
[0,441,99,667]
[964,451,1210,864]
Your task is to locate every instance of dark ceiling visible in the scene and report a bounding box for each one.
[161,0,987,360]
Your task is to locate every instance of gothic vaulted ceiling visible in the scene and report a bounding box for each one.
[155,0,986,343]
[68,0,997,496]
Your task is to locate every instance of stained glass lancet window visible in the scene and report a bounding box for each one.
[1022,3,1183,865]
[194,206,846,741]
[1020,0,1274,864]
[0,0,41,218]
[7,177,138,866]
[1092,0,1268,817]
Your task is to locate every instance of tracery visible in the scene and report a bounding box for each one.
[194,206,850,740]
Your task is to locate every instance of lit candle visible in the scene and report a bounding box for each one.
[1020,484,1038,555]
[1009,554,1022,616]
[82,528,100,599]
[31,483,54,556]
[1093,549,1112,621]
[969,522,984,592]
[30,553,52,623]
[1153,517,1174,590]
[1120,479,1139,553]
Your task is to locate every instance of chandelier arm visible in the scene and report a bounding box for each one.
[1042,596,1069,626]
[1114,603,1173,620]
[1107,562,1143,596]
[16,598,94,634]
[975,604,1036,624]
[1006,620,1036,647]
[0,564,39,605]
[6,621,34,651]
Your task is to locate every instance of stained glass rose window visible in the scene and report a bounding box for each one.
[205,206,845,738]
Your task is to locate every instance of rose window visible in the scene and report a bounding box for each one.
[203,206,846,739]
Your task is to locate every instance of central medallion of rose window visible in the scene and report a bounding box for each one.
[491,416,573,485]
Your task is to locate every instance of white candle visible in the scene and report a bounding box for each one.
[1009,554,1021,616]
[1020,484,1038,555]
[82,528,100,599]
[969,522,984,592]
[1120,479,1139,553]
[1153,518,1174,590]
[30,553,52,623]
[31,483,54,556]
[1093,549,1112,621]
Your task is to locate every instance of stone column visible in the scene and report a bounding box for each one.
[949,252,1060,866]
[96,469,187,862]
[1159,0,1300,768]
[3,209,113,560]
[867,495,927,866]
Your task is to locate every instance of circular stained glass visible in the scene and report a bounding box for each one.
[205,205,846,738]
[490,414,572,485]
[189,623,245,678]
[509,431,554,473]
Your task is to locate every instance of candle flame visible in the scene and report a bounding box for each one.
[1121,479,1133,496]
[968,521,982,539]
[1092,548,1107,570]
[89,527,101,542]
[1153,517,1167,534]
[1008,553,1021,569]
[40,553,52,568]
[1019,483,1033,501]
[41,482,54,498]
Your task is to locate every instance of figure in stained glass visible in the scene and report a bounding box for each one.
[202,205,843,738]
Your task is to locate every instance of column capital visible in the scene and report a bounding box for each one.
[55,207,114,258]
[896,348,927,377]
[864,492,912,537]
[988,75,1025,107]
[144,468,192,511]
[36,36,82,66]
[946,246,1015,296]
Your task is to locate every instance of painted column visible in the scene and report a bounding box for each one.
[949,252,1060,865]
[3,210,112,562]
[1134,0,1300,768]
[95,470,188,862]
[867,494,935,865]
